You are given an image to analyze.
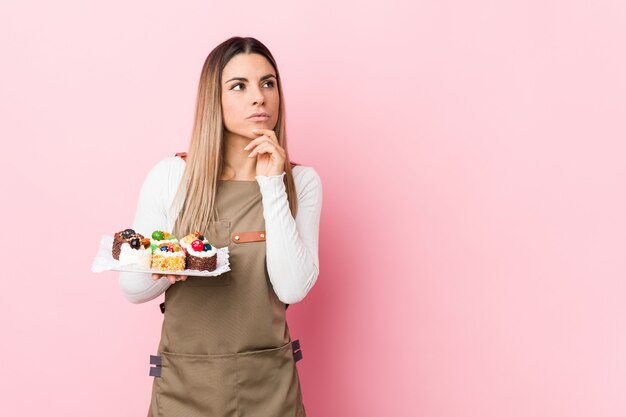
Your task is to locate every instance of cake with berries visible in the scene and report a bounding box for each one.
[180,231,218,271]
[112,228,145,260]
[149,230,178,252]
[151,233,186,271]
[179,230,201,251]
[118,236,152,269]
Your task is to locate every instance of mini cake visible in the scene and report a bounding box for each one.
[118,237,152,269]
[179,230,202,251]
[149,230,178,252]
[112,228,145,260]
[181,231,218,272]
[151,240,186,272]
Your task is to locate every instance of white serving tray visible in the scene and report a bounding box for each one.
[91,235,230,279]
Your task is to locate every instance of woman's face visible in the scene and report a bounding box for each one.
[221,53,279,139]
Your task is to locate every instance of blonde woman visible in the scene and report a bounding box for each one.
[118,36,322,417]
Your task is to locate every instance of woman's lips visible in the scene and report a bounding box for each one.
[248,115,270,121]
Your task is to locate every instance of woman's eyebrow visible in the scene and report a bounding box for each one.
[224,74,277,84]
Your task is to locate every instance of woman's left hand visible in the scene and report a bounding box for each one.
[244,128,286,177]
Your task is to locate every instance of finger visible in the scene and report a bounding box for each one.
[180,275,188,281]
[249,142,277,158]
[167,275,176,284]
[243,134,273,151]
[249,128,278,142]
[253,144,286,162]
[152,273,161,280]
[258,131,278,145]
[251,128,275,136]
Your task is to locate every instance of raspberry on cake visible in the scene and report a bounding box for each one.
[151,241,186,272]
[179,230,201,251]
[112,228,145,260]
[181,231,218,272]
[119,236,152,269]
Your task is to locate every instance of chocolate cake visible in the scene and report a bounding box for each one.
[187,251,218,271]
[112,228,145,260]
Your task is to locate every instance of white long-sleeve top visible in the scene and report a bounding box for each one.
[118,156,323,305]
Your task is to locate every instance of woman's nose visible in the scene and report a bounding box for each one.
[251,87,265,104]
[253,94,265,105]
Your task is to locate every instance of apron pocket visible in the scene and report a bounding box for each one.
[235,340,304,417]
[185,272,232,287]
[156,350,238,417]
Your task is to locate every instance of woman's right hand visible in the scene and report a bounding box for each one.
[152,273,188,284]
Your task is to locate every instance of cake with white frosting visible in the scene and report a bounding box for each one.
[151,240,186,271]
[181,231,218,271]
[118,236,152,269]
[149,230,178,252]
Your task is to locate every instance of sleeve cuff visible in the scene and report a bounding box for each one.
[255,172,286,190]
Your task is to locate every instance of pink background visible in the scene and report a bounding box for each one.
[2,0,625,416]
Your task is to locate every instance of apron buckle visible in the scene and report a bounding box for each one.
[292,339,303,363]
[159,302,165,314]
[149,355,162,377]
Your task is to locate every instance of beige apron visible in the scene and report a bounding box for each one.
[147,155,306,417]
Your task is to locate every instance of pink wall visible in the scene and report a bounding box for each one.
[2,0,625,416]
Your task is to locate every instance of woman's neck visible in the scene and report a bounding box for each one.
[221,132,256,181]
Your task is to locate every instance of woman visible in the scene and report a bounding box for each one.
[118,36,322,417]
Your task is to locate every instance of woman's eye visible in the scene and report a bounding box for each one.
[231,81,275,91]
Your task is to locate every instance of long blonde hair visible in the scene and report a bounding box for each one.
[171,37,299,238]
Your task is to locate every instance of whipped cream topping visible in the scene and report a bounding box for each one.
[151,238,178,246]
[119,242,152,268]
[153,249,185,257]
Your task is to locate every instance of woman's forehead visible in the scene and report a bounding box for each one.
[223,53,275,80]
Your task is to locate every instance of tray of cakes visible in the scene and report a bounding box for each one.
[91,228,230,278]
